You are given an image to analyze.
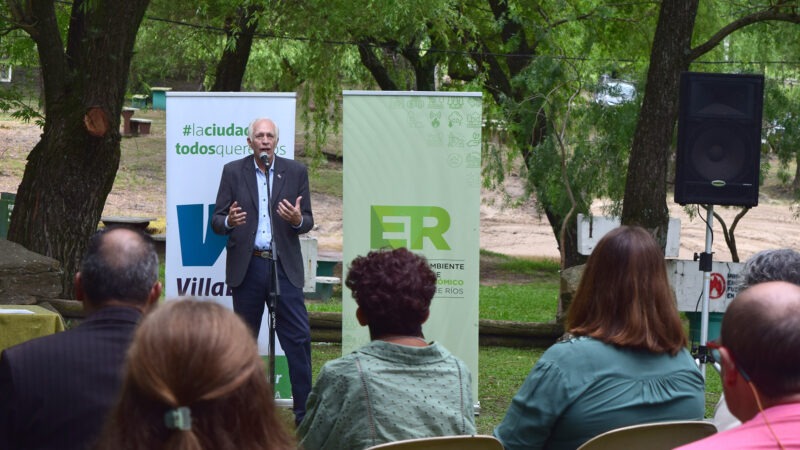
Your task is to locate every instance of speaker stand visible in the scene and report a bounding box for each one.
[693,204,716,377]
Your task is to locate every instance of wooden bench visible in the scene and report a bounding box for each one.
[309,251,342,301]
[129,118,152,136]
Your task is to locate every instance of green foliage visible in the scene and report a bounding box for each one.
[0,89,44,126]
[475,1,658,239]
[0,30,39,67]
[129,0,800,255]
[130,1,225,91]
[762,78,800,194]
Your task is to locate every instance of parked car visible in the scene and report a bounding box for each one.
[594,74,636,106]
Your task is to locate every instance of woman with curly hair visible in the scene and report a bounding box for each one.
[298,247,475,450]
[494,226,705,450]
[93,299,295,450]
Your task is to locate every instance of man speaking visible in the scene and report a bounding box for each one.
[212,117,314,425]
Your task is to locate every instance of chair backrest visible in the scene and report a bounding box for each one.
[576,420,717,450]
[365,435,504,450]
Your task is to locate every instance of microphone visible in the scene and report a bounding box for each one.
[259,152,270,169]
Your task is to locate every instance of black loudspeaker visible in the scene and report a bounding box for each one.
[675,72,764,206]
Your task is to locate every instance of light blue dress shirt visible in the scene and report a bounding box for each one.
[254,160,273,250]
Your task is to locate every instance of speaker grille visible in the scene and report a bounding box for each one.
[689,125,749,181]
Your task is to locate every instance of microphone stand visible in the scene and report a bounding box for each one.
[693,204,715,378]
[263,155,281,387]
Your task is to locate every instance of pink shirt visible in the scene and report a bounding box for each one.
[676,403,800,449]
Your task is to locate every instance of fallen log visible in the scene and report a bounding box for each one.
[309,311,563,348]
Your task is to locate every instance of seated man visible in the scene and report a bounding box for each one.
[677,281,800,449]
[713,248,800,431]
[0,226,161,450]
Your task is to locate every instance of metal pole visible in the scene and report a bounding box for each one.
[698,204,714,378]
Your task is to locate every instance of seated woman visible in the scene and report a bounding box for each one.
[93,299,295,450]
[494,226,705,450]
[298,247,476,450]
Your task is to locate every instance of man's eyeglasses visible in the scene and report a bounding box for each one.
[707,340,751,382]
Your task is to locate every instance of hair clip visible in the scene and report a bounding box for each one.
[164,406,191,431]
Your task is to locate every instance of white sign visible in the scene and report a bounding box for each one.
[667,259,745,313]
[577,213,681,257]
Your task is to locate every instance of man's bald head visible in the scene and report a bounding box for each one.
[721,281,800,398]
[78,226,159,309]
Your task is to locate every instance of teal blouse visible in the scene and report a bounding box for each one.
[298,340,476,450]
[494,336,705,450]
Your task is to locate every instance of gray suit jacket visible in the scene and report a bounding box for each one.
[212,155,314,288]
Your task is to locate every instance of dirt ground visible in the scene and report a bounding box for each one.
[2,119,799,262]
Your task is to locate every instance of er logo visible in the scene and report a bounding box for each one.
[370,205,451,250]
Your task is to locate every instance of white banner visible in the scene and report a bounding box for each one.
[165,92,296,398]
[342,91,482,400]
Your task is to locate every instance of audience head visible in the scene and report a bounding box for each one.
[567,225,687,354]
[75,226,161,312]
[738,248,800,289]
[719,281,800,421]
[95,299,294,450]
[345,247,436,339]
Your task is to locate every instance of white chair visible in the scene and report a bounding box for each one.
[576,420,717,450]
[365,435,504,450]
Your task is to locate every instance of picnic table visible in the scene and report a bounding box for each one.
[0,305,65,352]
[101,216,155,231]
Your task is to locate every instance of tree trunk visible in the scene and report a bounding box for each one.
[793,151,800,193]
[542,210,586,270]
[621,0,699,247]
[211,5,259,92]
[6,0,150,297]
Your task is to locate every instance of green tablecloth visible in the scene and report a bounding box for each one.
[0,305,66,353]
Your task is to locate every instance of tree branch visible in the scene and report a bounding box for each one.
[5,0,38,35]
[712,206,750,263]
[690,7,800,60]
[356,40,399,90]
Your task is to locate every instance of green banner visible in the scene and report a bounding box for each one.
[342,91,482,400]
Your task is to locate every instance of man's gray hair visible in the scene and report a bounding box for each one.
[247,118,280,141]
[740,248,800,289]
